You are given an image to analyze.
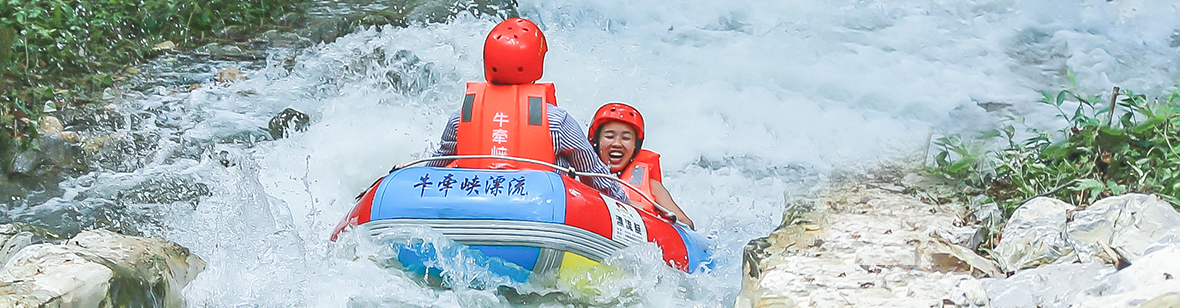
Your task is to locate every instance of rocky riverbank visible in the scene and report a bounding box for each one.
[0,223,204,307]
[738,169,1180,308]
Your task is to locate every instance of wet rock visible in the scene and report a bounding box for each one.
[7,137,89,177]
[736,237,774,308]
[0,232,32,266]
[59,131,81,143]
[153,40,176,51]
[0,230,205,307]
[86,132,159,173]
[216,25,250,42]
[304,16,353,44]
[358,12,393,27]
[254,30,313,48]
[977,101,1012,112]
[268,108,311,139]
[215,66,245,82]
[394,0,519,26]
[54,103,127,131]
[378,49,443,94]
[221,129,273,147]
[992,197,1074,272]
[276,12,308,27]
[38,115,64,135]
[11,149,41,174]
[0,223,62,266]
[195,43,264,60]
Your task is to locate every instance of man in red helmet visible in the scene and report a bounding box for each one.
[426,18,627,202]
[589,102,695,229]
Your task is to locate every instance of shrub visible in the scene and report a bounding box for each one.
[0,0,302,166]
[931,85,1180,215]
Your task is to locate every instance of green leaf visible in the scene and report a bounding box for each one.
[980,129,1002,140]
[1133,116,1166,134]
[1074,178,1106,194]
[1107,180,1127,195]
[1042,140,1071,160]
[948,155,980,174]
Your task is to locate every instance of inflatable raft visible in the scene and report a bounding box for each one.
[330,156,711,282]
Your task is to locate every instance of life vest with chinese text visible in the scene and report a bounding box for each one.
[620,149,662,212]
[455,82,557,170]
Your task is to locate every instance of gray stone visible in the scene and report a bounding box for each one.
[268,108,311,140]
[981,262,1114,308]
[0,223,59,266]
[993,197,1075,272]
[276,12,308,27]
[0,230,205,307]
[55,103,127,131]
[0,232,32,266]
[1071,245,1180,307]
[255,30,313,48]
[968,201,1003,228]
[195,43,264,60]
[10,148,42,174]
[1066,194,1180,264]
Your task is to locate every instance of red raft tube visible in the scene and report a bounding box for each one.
[331,155,713,283]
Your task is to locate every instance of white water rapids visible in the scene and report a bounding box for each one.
[18,0,1180,306]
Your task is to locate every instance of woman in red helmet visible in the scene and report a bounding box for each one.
[589,102,695,229]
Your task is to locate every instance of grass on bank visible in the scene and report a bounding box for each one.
[929,84,1180,218]
[0,0,301,166]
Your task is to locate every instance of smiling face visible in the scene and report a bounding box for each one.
[595,121,638,173]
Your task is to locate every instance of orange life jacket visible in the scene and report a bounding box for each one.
[455,82,558,170]
[619,149,663,212]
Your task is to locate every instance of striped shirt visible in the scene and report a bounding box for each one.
[426,106,629,201]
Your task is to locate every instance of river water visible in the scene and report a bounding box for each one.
[9,0,1180,307]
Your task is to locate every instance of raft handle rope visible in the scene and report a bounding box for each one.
[393,155,679,223]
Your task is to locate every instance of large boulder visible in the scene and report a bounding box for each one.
[0,229,205,307]
[0,223,62,266]
[983,193,1180,307]
[1066,194,1180,264]
[992,197,1075,272]
[994,194,1180,273]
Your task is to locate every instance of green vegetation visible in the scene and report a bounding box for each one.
[0,0,302,165]
[930,84,1180,216]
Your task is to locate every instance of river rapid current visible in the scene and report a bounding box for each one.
[6,0,1180,307]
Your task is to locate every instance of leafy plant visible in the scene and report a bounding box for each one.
[930,86,1180,216]
[0,0,303,168]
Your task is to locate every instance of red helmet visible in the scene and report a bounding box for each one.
[589,102,645,142]
[484,18,547,85]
